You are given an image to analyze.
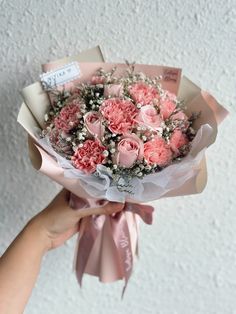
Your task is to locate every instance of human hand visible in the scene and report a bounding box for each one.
[27,189,124,251]
[0,189,124,313]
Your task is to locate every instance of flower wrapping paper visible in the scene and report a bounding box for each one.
[18,46,228,293]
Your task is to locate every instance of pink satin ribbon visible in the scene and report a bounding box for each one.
[69,194,154,296]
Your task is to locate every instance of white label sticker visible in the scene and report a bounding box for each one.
[40,62,81,88]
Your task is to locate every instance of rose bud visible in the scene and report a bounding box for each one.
[84,111,105,139]
[114,133,144,168]
[170,111,190,131]
[135,105,163,129]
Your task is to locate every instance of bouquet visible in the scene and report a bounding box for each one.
[18,46,228,294]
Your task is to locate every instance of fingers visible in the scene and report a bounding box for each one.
[76,201,124,218]
[54,190,124,217]
[102,202,124,215]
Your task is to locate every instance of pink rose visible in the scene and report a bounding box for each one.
[144,136,172,167]
[128,82,159,105]
[170,111,190,130]
[54,101,81,132]
[135,105,163,129]
[91,76,105,85]
[84,111,105,139]
[104,84,124,98]
[169,130,189,155]
[100,98,138,134]
[72,140,106,174]
[114,133,144,168]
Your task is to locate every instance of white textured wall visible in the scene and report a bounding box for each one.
[0,0,235,313]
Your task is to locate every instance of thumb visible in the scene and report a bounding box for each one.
[101,202,124,215]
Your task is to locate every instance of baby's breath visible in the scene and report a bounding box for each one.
[41,62,198,194]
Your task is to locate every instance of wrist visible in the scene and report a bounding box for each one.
[24,215,52,254]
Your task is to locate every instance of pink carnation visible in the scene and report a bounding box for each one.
[128,82,159,105]
[170,130,189,155]
[159,99,176,120]
[100,98,138,134]
[72,140,106,174]
[159,91,177,120]
[144,136,172,167]
[54,101,81,132]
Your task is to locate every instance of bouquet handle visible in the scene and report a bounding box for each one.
[69,193,154,295]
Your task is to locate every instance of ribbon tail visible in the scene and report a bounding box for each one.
[134,216,139,258]
[69,194,107,286]
[110,212,134,297]
[75,217,98,286]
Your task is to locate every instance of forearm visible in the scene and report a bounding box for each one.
[0,190,123,314]
[0,219,48,314]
